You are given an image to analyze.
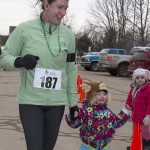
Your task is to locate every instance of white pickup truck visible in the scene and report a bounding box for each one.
[99,47,150,77]
[99,49,132,77]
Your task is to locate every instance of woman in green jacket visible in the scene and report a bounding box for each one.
[0,0,78,149]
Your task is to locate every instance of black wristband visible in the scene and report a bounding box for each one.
[67,53,75,62]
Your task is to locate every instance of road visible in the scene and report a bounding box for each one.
[0,66,133,150]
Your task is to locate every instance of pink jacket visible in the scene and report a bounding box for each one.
[126,83,150,123]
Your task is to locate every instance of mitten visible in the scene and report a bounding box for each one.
[122,106,132,116]
[69,105,79,121]
[143,115,150,126]
[123,104,132,118]
[14,54,39,70]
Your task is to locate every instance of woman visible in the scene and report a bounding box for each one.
[0,0,78,150]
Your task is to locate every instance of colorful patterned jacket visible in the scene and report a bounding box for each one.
[65,100,130,150]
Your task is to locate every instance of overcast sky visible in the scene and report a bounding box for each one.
[0,0,91,35]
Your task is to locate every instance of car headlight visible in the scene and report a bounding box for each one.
[85,57,90,62]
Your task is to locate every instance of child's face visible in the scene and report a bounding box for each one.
[92,91,108,105]
[135,75,146,87]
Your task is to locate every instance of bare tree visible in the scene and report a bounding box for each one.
[127,0,150,45]
[62,13,75,29]
[88,0,150,48]
[88,0,131,48]
[84,21,104,51]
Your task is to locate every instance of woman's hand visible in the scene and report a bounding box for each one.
[14,54,39,70]
[69,105,79,121]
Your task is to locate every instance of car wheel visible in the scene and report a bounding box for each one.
[109,70,117,76]
[90,62,99,71]
[84,67,90,71]
[117,64,129,77]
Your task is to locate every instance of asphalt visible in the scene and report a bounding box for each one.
[0,69,132,150]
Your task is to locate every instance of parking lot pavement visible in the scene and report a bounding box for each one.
[0,69,26,150]
[0,69,132,150]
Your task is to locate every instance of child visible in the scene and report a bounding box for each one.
[125,68,150,150]
[65,80,131,150]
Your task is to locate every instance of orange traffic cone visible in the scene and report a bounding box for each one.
[77,75,81,87]
[130,122,143,150]
[77,77,82,94]
[77,88,86,103]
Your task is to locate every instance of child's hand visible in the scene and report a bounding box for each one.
[124,104,132,118]
[125,104,131,111]
[143,115,150,126]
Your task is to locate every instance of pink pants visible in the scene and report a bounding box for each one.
[141,124,150,140]
[133,123,150,140]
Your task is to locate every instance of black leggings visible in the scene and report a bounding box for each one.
[19,104,65,150]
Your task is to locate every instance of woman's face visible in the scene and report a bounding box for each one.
[46,0,68,25]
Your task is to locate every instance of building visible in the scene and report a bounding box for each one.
[0,26,16,47]
[9,26,16,35]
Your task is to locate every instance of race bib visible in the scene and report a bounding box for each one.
[33,68,61,90]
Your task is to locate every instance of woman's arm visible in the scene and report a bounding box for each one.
[65,29,77,107]
[0,24,24,70]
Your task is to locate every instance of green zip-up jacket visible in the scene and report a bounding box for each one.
[0,18,77,107]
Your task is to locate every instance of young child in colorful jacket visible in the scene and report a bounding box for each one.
[125,68,150,150]
[65,80,131,150]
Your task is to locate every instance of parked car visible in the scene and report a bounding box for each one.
[100,48,126,55]
[80,48,127,72]
[80,52,99,71]
[99,48,131,77]
[128,50,150,73]
[130,46,150,55]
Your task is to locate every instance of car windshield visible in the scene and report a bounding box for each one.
[130,47,150,55]
[130,48,141,55]
[145,48,150,50]
[87,52,99,55]
[100,49,109,53]
[133,51,146,59]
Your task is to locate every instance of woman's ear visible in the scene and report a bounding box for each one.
[43,0,49,10]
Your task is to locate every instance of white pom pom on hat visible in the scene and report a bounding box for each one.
[132,68,150,83]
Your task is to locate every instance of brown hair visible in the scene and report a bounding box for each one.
[37,0,56,10]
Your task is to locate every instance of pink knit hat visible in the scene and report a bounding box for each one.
[132,68,150,83]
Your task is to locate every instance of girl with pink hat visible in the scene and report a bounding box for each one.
[126,68,150,150]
